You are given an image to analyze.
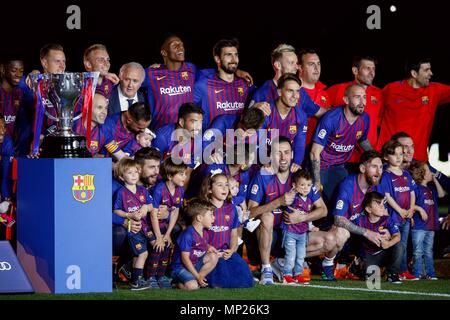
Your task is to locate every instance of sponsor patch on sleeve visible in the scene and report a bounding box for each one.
[318,129,327,139]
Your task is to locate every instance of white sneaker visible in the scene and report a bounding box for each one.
[259,267,274,285]
[270,258,285,283]
[237,237,244,246]
[245,218,261,233]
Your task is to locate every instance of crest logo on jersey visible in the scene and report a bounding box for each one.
[318,129,327,139]
[104,85,110,94]
[370,95,378,105]
[356,130,363,139]
[421,96,429,105]
[182,71,189,80]
[225,215,230,222]
[135,243,142,250]
[237,87,244,96]
[139,195,145,202]
[90,140,99,151]
[14,100,20,108]
[320,96,327,104]
[176,197,181,204]
[251,184,259,195]
[72,174,95,203]
[289,125,297,135]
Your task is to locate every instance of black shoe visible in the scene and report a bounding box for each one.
[387,273,402,284]
[130,276,151,291]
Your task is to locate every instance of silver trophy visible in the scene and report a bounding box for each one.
[31,72,99,158]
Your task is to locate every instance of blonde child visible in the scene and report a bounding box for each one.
[409,161,446,279]
[113,159,152,290]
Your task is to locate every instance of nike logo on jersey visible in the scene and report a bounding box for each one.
[156,75,166,81]
[215,89,224,94]
[353,204,359,209]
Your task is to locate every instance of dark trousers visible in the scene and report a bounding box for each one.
[361,242,403,275]
[320,164,348,205]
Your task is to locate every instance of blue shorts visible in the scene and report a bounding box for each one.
[171,257,204,284]
[128,230,148,256]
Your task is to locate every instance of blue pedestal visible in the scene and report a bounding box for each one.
[17,158,112,293]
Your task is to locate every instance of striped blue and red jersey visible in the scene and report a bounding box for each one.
[312,106,370,169]
[248,169,292,227]
[281,186,321,234]
[332,174,377,221]
[101,113,141,156]
[251,79,320,118]
[251,79,278,104]
[378,170,416,223]
[73,119,113,156]
[207,202,239,250]
[413,184,440,231]
[151,181,184,210]
[150,181,184,232]
[113,185,152,233]
[153,123,202,168]
[73,77,115,115]
[0,86,24,137]
[96,77,114,100]
[142,62,197,130]
[327,81,383,163]
[194,74,254,128]
[0,134,14,200]
[171,225,209,272]
[261,101,308,165]
[354,214,399,255]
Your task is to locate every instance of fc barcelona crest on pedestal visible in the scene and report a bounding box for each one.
[72,174,95,203]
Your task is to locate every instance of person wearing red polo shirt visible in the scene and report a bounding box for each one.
[377,57,450,161]
[327,56,382,168]
[298,49,331,145]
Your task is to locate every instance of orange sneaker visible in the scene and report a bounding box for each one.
[302,268,311,282]
[334,265,349,279]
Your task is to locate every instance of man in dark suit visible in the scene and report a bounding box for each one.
[108,62,146,115]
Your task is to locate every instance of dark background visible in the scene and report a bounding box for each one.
[1,0,449,161]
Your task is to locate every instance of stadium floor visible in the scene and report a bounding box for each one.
[1,277,449,300]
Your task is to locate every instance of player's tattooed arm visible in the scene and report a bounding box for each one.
[334,215,366,236]
[310,143,324,188]
[359,139,373,152]
[311,160,321,187]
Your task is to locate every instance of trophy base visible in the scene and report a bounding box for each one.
[40,135,92,158]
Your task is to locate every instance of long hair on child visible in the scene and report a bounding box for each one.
[408,160,427,184]
[199,172,232,204]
